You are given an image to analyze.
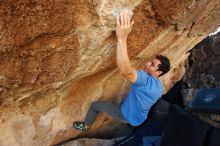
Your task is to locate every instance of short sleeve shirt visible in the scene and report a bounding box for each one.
[121,70,163,126]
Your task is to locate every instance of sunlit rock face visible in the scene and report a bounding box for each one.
[0,0,219,145]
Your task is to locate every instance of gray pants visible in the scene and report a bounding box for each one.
[84,101,127,126]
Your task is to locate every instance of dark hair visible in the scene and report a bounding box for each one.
[156,55,170,76]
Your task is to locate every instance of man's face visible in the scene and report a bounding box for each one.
[143,58,162,77]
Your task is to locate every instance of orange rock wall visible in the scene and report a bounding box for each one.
[0,0,219,145]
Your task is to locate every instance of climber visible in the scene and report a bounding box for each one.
[73,10,170,131]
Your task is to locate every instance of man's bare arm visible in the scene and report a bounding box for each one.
[116,11,137,83]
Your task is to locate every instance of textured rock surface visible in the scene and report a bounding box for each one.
[183,33,220,89]
[182,32,220,128]
[182,32,220,106]
[0,0,220,145]
[60,137,123,146]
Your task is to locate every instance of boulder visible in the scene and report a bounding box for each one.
[0,0,219,145]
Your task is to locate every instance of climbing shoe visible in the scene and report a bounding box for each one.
[73,121,89,131]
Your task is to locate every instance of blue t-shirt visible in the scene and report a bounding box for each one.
[121,70,163,126]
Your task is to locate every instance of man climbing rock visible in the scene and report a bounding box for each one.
[73,10,170,131]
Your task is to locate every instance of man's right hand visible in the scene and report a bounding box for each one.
[116,10,134,41]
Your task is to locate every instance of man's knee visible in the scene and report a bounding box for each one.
[90,101,112,112]
[90,101,104,110]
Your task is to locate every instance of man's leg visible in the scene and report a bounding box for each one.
[73,101,126,131]
[85,101,126,126]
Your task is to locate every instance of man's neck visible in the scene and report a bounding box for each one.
[152,74,159,79]
[144,70,160,79]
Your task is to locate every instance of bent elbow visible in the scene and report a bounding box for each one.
[119,68,133,75]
